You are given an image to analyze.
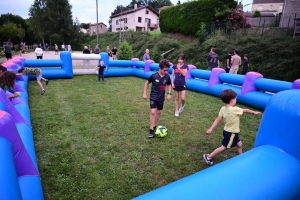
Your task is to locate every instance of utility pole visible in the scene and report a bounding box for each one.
[96,0,99,45]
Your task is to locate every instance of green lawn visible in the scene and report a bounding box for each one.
[28,76,262,200]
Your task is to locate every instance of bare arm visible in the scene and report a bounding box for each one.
[177,68,187,76]
[243,109,261,115]
[206,116,222,134]
[217,60,220,67]
[166,84,172,101]
[143,81,149,100]
[171,70,175,86]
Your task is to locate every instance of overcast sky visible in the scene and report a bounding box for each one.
[0,0,252,26]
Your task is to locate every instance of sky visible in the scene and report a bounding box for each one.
[0,0,252,26]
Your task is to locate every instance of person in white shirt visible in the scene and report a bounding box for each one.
[68,44,72,52]
[35,45,43,59]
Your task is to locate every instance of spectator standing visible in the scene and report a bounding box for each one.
[226,51,232,73]
[35,45,43,59]
[106,46,111,57]
[55,44,59,55]
[11,43,15,57]
[45,43,49,53]
[68,44,72,52]
[89,45,93,54]
[61,44,65,51]
[111,46,117,60]
[143,49,150,62]
[242,54,250,75]
[229,50,242,74]
[94,45,100,54]
[83,46,90,68]
[4,42,12,61]
[207,48,220,71]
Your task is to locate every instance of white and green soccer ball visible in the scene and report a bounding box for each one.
[155,126,168,137]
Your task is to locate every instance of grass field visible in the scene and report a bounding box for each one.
[28,75,262,200]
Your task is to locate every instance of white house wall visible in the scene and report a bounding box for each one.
[111,8,159,32]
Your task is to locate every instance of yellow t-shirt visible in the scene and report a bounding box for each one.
[219,106,243,133]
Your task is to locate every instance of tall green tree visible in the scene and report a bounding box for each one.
[0,23,18,42]
[29,0,48,45]
[17,25,26,42]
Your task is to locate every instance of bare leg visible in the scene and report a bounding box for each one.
[236,141,243,155]
[208,145,227,158]
[149,108,157,130]
[37,80,44,91]
[174,91,179,112]
[154,109,162,128]
[181,90,186,107]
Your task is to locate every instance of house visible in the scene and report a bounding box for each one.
[251,0,284,15]
[87,22,107,35]
[110,4,159,32]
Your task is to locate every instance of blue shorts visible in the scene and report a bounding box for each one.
[222,130,240,149]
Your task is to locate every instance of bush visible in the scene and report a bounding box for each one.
[252,10,261,18]
[117,40,133,60]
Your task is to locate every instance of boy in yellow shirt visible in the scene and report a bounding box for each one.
[203,89,261,165]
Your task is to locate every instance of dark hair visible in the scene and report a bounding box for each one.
[0,65,7,73]
[211,48,216,53]
[228,51,233,54]
[244,54,248,58]
[177,53,186,61]
[220,89,237,104]
[18,67,25,73]
[0,71,16,90]
[234,50,239,55]
[159,59,170,69]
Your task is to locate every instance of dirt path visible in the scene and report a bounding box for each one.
[0,51,102,69]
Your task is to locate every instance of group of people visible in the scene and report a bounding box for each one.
[207,48,250,75]
[143,53,261,166]
[105,46,117,60]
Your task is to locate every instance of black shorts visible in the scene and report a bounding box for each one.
[37,56,43,59]
[222,130,240,148]
[5,53,12,59]
[150,100,164,110]
[173,85,186,91]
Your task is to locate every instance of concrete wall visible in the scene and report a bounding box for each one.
[280,0,300,27]
[249,17,279,26]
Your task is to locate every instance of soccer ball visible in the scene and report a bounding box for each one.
[155,126,168,137]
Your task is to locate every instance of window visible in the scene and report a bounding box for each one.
[145,18,148,23]
[100,25,102,28]
[279,5,283,10]
[116,20,118,25]
[146,10,149,14]
[138,17,142,23]
[269,5,273,10]
[258,5,263,10]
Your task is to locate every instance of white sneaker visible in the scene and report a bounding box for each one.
[175,111,179,117]
[179,105,185,113]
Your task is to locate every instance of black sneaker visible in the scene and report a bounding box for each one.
[45,79,49,85]
[148,130,155,138]
[41,90,46,95]
[203,154,213,165]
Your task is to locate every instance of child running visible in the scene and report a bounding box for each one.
[171,53,188,117]
[143,59,172,138]
[18,67,49,95]
[203,89,261,165]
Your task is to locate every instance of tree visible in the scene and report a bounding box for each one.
[117,40,133,60]
[80,23,90,29]
[0,23,18,41]
[29,0,48,45]
[252,10,261,18]
[17,25,26,42]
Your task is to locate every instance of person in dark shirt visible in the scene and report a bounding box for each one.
[97,61,107,81]
[111,46,117,60]
[83,46,90,67]
[143,59,172,138]
[242,54,250,75]
[207,48,220,71]
[226,51,232,73]
[171,53,188,117]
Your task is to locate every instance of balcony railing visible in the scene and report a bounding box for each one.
[147,23,158,29]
